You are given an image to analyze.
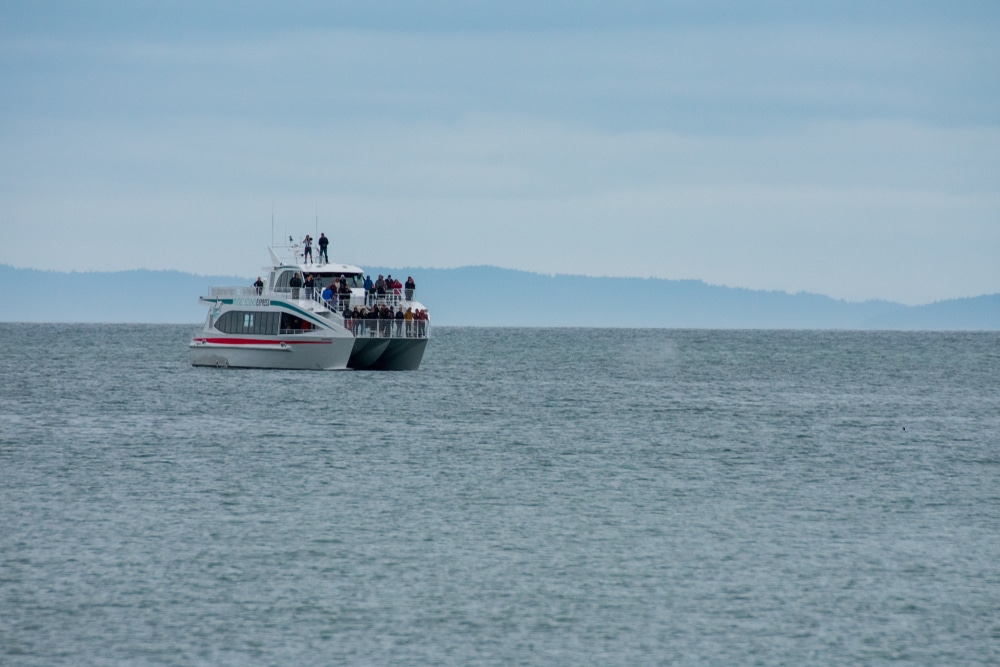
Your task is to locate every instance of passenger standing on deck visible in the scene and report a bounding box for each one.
[302,235,313,263]
[364,275,373,306]
[384,305,394,337]
[417,309,428,337]
[390,277,402,305]
[338,279,351,312]
[394,306,404,337]
[253,277,264,295]
[404,276,415,300]
[404,307,414,337]
[352,306,363,335]
[289,272,302,299]
[342,304,352,332]
[304,274,315,300]
[317,233,329,263]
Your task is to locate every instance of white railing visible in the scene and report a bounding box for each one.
[343,318,430,339]
[205,285,429,338]
[307,290,354,312]
[274,320,428,338]
[207,285,418,308]
[209,286,261,298]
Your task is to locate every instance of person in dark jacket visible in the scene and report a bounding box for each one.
[394,306,405,337]
[338,280,351,312]
[356,307,367,336]
[380,305,391,337]
[317,233,329,263]
[289,273,303,299]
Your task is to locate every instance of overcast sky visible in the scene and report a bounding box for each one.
[2,1,998,304]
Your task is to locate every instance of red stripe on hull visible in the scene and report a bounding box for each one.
[194,338,332,346]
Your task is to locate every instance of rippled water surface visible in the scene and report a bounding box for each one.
[1,324,999,665]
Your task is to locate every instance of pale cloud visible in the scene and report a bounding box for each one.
[1,3,998,304]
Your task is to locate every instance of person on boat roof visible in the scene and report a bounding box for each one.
[318,233,329,263]
[302,235,313,263]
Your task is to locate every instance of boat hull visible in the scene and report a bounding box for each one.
[349,337,428,371]
[189,336,354,370]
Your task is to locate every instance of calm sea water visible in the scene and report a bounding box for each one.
[1,324,998,666]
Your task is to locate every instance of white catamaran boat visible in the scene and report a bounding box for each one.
[190,242,429,370]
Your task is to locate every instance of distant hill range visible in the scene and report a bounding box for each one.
[1,264,997,330]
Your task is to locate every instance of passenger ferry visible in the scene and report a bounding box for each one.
[189,241,429,370]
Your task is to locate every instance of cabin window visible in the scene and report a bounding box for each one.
[274,270,296,292]
[215,310,280,335]
[279,312,313,332]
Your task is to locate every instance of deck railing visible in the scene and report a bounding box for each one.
[209,286,260,298]
[207,285,417,310]
[275,320,429,338]
[205,285,429,338]
[343,318,430,339]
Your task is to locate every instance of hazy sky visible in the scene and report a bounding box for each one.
[2,1,998,304]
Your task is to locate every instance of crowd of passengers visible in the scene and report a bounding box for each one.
[342,303,429,338]
[274,272,416,302]
[267,271,427,337]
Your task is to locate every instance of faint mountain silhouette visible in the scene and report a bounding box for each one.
[2,264,997,329]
